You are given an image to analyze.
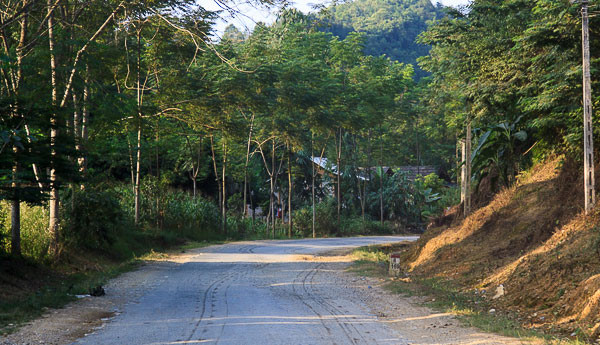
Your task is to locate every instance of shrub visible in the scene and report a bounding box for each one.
[293,199,337,237]
[415,173,460,219]
[62,188,128,252]
[340,218,393,235]
[163,192,221,238]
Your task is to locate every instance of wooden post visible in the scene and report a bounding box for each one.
[581,0,595,214]
[460,122,472,217]
[460,138,466,206]
[465,122,472,216]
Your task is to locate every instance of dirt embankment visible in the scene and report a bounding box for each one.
[401,156,600,340]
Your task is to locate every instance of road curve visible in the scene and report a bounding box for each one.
[73,236,417,345]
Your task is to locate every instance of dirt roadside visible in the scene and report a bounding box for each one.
[1,245,537,345]
[0,258,180,345]
[336,270,538,345]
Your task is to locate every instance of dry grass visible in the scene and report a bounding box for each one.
[401,156,600,342]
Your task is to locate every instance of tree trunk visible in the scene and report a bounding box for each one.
[379,130,384,227]
[127,130,135,193]
[271,139,276,238]
[134,30,142,226]
[134,122,141,225]
[192,177,197,198]
[250,188,255,225]
[10,198,20,256]
[336,128,342,235]
[462,122,472,217]
[11,156,20,256]
[287,146,292,238]
[221,140,227,236]
[71,92,78,139]
[79,64,89,186]
[7,8,29,256]
[456,133,460,186]
[364,130,372,223]
[311,134,316,239]
[47,0,60,256]
[210,135,222,216]
[243,114,254,217]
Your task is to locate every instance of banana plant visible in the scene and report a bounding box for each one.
[471,115,528,189]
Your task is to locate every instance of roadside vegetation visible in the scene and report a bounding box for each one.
[351,242,587,345]
[3,0,600,341]
[0,0,460,333]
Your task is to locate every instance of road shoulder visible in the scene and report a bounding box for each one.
[0,257,184,345]
[315,253,540,345]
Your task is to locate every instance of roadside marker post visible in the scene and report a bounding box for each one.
[389,253,402,276]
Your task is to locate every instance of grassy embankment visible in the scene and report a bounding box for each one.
[351,156,600,344]
[351,243,585,345]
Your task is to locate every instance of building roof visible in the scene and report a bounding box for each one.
[396,166,437,181]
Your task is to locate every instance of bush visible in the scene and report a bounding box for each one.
[163,192,221,239]
[62,188,128,252]
[293,199,338,237]
[340,217,393,235]
[415,173,460,219]
[225,214,254,238]
[437,186,460,212]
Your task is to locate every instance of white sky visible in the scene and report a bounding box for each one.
[203,0,472,37]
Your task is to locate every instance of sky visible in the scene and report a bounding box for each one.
[204,0,472,37]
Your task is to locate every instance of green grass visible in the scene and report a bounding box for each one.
[349,244,590,345]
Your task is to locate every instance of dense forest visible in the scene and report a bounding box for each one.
[0,0,456,262]
[319,0,445,78]
[1,0,599,268]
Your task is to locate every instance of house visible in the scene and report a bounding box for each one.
[396,166,437,181]
[311,157,437,181]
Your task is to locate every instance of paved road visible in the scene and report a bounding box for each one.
[73,236,417,345]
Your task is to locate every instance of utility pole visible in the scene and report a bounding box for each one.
[460,121,472,217]
[573,0,596,214]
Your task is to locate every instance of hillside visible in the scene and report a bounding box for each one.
[319,0,445,78]
[401,157,600,339]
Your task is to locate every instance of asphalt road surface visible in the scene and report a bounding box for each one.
[73,236,417,345]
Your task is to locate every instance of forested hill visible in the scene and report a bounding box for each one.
[319,0,446,78]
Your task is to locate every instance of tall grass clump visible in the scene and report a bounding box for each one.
[293,199,337,237]
[163,192,221,239]
[0,201,50,261]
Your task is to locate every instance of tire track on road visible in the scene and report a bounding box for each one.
[302,263,361,345]
[308,264,370,344]
[188,242,266,344]
[186,266,237,342]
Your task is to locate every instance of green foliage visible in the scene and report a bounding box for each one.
[0,202,49,261]
[341,218,393,235]
[320,0,445,78]
[418,0,600,178]
[0,0,462,262]
[293,199,338,237]
[62,189,129,252]
[437,186,461,214]
[163,192,221,239]
[418,173,445,194]
[471,116,530,188]
[293,198,394,237]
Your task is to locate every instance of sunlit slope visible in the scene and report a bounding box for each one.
[402,156,600,336]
